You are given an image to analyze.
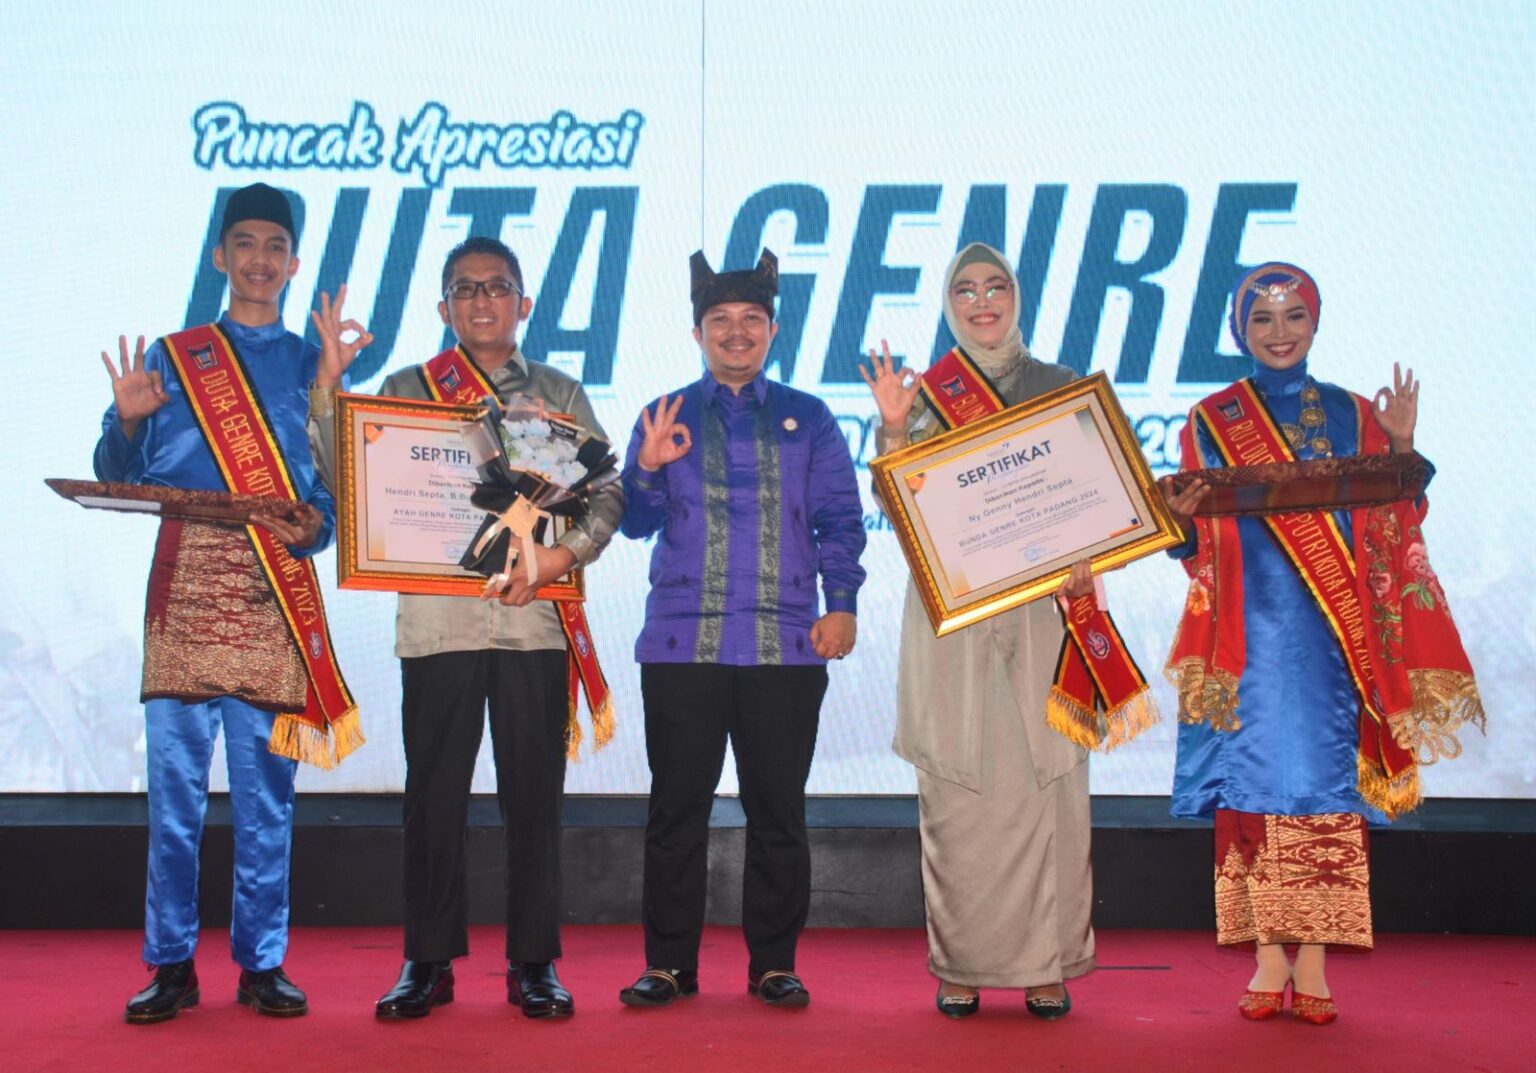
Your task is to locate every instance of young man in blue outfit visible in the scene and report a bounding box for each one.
[96,183,356,1023]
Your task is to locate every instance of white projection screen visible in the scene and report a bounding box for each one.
[2,2,1530,798]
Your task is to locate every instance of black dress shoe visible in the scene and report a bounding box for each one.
[748,970,810,1007]
[1025,983,1071,1020]
[125,959,199,1024]
[236,966,309,1017]
[507,961,574,1019]
[619,967,699,1007]
[935,981,980,1019]
[376,961,454,1019]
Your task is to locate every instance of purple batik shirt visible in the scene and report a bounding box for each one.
[620,370,867,666]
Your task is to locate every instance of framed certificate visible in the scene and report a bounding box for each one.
[870,372,1180,635]
[334,392,583,600]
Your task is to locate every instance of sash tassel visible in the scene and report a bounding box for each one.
[1045,686,1104,751]
[558,603,616,761]
[1357,751,1422,820]
[1049,594,1160,752]
[1046,683,1160,753]
[269,705,365,770]
[1103,687,1160,750]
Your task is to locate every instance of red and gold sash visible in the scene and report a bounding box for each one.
[420,346,614,759]
[1169,378,1485,817]
[162,324,362,768]
[920,347,1156,751]
[418,346,494,407]
[918,346,1007,431]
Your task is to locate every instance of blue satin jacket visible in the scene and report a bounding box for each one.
[1168,361,1433,822]
[93,314,335,559]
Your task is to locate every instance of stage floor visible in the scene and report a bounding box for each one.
[5,926,1531,1072]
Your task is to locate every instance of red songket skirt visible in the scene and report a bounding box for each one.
[1213,810,1372,948]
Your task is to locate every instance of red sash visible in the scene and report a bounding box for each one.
[419,347,615,758]
[1169,379,1485,817]
[918,346,1007,431]
[419,345,496,407]
[920,347,1156,751]
[162,325,362,768]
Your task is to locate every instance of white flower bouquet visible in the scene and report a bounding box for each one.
[455,393,618,588]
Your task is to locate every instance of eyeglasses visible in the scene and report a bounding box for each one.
[950,280,1013,305]
[444,279,520,301]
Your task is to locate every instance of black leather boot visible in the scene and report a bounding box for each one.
[125,959,199,1024]
[236,966,309,1017]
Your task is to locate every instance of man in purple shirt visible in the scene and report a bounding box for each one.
[616,249,866,1009]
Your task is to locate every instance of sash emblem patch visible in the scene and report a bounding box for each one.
[1086,629,1111,660]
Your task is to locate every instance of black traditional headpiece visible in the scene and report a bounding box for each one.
[219,182,297,244]
[689,248,778,325]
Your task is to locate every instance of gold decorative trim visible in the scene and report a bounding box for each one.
[1387,669,1487,765]
[1166,657,1240,731]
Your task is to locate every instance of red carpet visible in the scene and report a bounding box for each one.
[3,926,1530,1073]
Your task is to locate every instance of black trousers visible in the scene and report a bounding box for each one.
[399,648,568,963]
[640,662,828,975]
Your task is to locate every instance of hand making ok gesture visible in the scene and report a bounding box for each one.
[1372,361,1419,453]
[858,339,921,434]
[636,393,693,472]
[311,285,375,389]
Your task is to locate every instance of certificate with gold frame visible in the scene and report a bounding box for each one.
[334,392,583,600]
[870,372,1179,636]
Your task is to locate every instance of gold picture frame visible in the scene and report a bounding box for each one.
[870,372,1179,635]
[334,392,583,600]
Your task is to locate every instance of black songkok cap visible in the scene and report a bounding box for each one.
[690,249,778,325]
[219,182,297,244]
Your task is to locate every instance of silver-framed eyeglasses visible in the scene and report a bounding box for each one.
[444,279,520,301]
[949,279,1013,305]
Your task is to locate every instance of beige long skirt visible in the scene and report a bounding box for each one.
[917,702,1096,988]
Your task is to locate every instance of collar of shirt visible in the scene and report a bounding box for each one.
[701,367,769,408]
[218,312,288,345]
[486,346,529,391]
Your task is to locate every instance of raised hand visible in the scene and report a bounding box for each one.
[101,335,169,438]
[311,285,374,389]
[637,393,692,472]
[1372,362,1419,453]
[858,339,921,433]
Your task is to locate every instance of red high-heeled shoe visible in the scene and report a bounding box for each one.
[1290,990,1338,1025]
[1237,987,1286,1020]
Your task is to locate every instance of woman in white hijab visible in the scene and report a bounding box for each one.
[863,243,1096,1019]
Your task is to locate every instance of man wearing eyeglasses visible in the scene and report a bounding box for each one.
[309,236,622,1020]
